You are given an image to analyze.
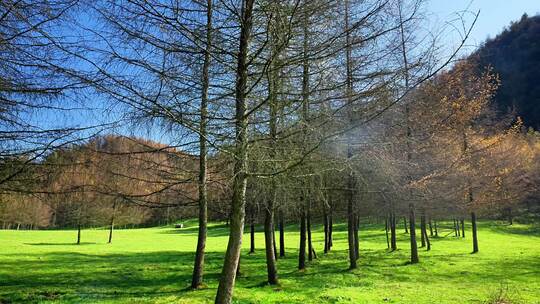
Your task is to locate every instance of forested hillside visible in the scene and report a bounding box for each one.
[0,136,214,229]
[473,14,540,129]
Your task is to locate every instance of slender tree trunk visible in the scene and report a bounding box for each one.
[279,210,285,258]
[385,216,390,249]
[420,214,426,247]
[454,218,459,237]
[390,212,397,251]
[298,209,306,270]
[324,209,329,253]
[344,0,356,270]
[51,211,57,227]
[264,203,278,284]
[77,224,81,245]
[399,0,417,264]
[347,203,357,269]
[249,216,255,254]
[273,225,278,260]
[434,220,438,237]
[471,212,478,253]
[423,224,431,251]
[108,201,117,244]
[354,214,359,261]
[328,211,333,249]
[214,1,253,301]
[403,216,408,234]
[264,0,284,282]
[307,203,315,261]
[460,218,465,238]
[298,0,311,270]
[192,0,212,290]
[428,218,433,237]
[409,204,419,263]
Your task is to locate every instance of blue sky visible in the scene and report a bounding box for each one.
[21,0,540,150]
[427,0,539,49]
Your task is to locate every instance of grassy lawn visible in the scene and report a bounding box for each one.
[0,220,539,303]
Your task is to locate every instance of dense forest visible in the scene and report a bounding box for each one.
[473,13,540,129]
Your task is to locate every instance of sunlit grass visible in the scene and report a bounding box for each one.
[0,220,538,303]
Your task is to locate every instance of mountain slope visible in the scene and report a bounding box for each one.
[473,14,540,129]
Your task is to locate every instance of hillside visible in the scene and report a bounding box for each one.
[1,135,201,229]
[473,14,540,129]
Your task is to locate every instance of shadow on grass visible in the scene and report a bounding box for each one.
[1,222,539,303]
[0,250,226,303]
[24,242,97,246]
[160,223,231,237]
[483,222,540,237]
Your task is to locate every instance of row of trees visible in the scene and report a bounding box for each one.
[1,1,540,303]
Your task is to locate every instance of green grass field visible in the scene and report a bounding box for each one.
[0,220,539,303]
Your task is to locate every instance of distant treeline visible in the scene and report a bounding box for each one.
[0,135,230,229]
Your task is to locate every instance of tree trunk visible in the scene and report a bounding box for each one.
[266,0,283,275]
[460,218,465,238]
[51,211,57,227]
[409,204,419,263]
[328,212,333,249]
[108,201,117,244]
[454,218,459,237]
[307,206,312,261]
[420,214,426,247]
[428,218,433,237]
[307,203,315,261]
[273,225,278,260]
[249,218,255,254]
[403,216,408,234]
[347,204,357,269]
[298,0,309,271]
[400,0,416,264]
[385,216,390,249]
[214,1,253,302]
[324,209,329,253]
[279,210,285,258]
[390,212,397,251]
[77,224,81,245]
[423,223,431,251]
[345,0,356,271]
[471,212,478,253]
[354,214,359,260]
[298,209,306,270]
[192,0,212,290]
[434,220,438,237]
[264,204,278,284]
